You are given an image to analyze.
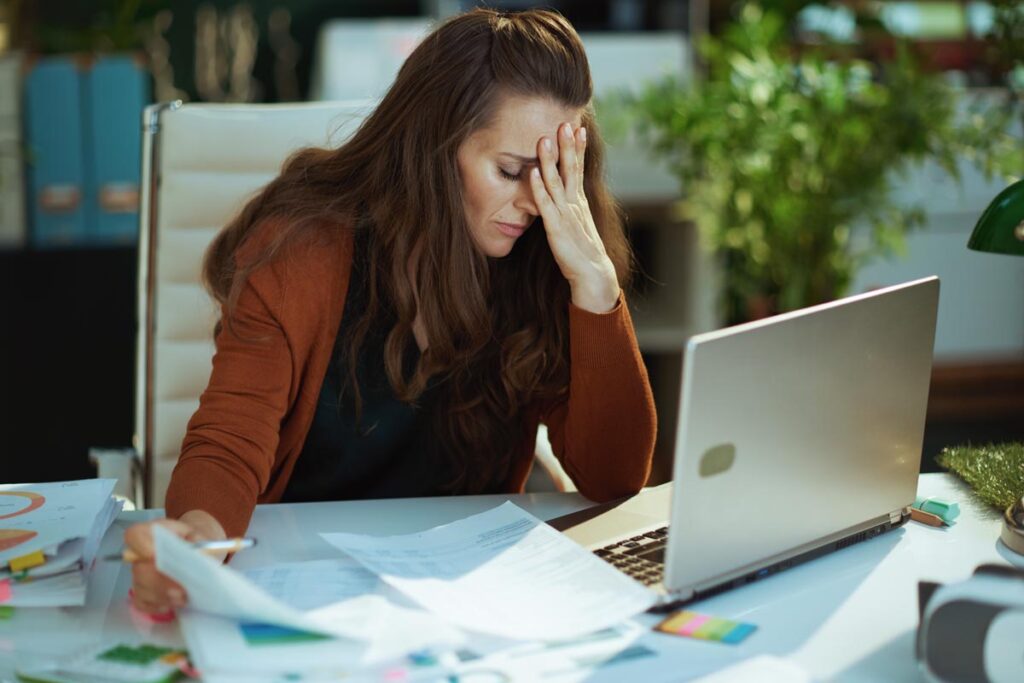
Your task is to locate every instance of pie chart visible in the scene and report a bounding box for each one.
[0,491,45,520]
[0,528,37,552]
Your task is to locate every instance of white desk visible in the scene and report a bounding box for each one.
[1,473,1020,682]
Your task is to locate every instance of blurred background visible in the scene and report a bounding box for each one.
[0,0,1021,490]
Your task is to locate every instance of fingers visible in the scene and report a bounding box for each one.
[131,562,188,614]
[558,123,578,200]
[576,126,587,199]
[529,166,557,224]
[124,519,196,615]
[124,518,199,562]
[537,133,567,208]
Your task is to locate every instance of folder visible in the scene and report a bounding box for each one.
[0,52,26,248]
[24,56,91,248]
[84,55,150,245]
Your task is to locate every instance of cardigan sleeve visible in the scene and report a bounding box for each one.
[540,293,657,501]
[164,226,352,536]
[163,257,294,537]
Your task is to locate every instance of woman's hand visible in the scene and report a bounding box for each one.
[123,509,226,615]
[529,122,620,314]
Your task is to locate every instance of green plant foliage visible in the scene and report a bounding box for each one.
[937,442,1024,510]
[10,0,155,54]
[602,2,1022,322]
[986,0,1024,90]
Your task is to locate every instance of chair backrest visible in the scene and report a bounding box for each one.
[136,101,373,507]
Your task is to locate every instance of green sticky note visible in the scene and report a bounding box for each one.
[0,606,14,619]
[99,644,177,664]
[693,617,735,640]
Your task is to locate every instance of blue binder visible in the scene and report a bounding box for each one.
[24,57,90,248]
[84,56,150,246]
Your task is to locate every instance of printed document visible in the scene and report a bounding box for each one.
[0,479,117,566]
[321,501,656,640]
[241,558,382,610]
[153,525,463,661]
[0,479,121,606]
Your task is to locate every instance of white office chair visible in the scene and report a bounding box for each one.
[93,100,573,509]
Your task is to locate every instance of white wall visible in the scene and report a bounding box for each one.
[851,98,1024,362]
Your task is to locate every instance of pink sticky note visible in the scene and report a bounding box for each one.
[678,613,711,636]
[0,579,11,603]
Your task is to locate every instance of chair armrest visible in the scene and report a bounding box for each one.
[88,447,142,510]
[527,425,577,494]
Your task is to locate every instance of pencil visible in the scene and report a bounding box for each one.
[103,537,257,563]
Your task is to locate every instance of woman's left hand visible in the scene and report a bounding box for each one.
[530,122,621,314]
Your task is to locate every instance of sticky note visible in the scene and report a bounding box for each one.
[0,579,10,603]
[0,605,13,619]
[655,610,757,645]
[98,644,179,664]
[9,549,45,572]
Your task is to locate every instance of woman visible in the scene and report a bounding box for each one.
[126,7,656,615]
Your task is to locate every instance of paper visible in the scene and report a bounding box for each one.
[321,501,657,640]
[16,643,188,683]
[0,479,121,607]
[180,610,366,679]
[0,571,87,607]
[454,620,652,682]
[155,530,464,665]
[242,559,457,663]
[154,525,331,635]
[0,479,117,565]
[241,558,382,611]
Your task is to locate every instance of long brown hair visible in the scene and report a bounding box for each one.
[203,8,633,493]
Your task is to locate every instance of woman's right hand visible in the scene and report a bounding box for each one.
[123,509,226,615]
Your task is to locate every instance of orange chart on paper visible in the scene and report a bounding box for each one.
[0,491,46,520]
[0,529,38,552]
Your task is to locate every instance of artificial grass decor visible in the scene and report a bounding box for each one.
[936,442,1024,510]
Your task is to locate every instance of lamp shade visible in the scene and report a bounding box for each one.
[968,178,1024,256]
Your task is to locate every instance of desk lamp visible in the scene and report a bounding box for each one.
[967,178,1024,557]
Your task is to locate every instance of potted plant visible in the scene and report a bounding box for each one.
[606,2,1021,323]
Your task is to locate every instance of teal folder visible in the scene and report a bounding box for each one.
[24,57,91,248]
[84,55,150,245]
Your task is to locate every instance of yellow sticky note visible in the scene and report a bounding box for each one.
[9,549,45,572]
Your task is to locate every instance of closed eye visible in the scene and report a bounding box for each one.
[498,168,521,182]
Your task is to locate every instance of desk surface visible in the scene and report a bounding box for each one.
[1,473,1020,682]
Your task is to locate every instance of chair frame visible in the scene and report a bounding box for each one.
[135,100,183,507]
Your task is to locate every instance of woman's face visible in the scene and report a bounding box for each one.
[457,94,583,258]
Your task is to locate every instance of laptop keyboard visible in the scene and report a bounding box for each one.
[593,526,668,586]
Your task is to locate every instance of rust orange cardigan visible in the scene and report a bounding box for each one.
[165,227,657,537]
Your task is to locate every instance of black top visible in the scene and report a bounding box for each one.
[279,240,453,503]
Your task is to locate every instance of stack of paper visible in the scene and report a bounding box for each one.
[0,479,122,607]
[322,501,657,640]
[153,527,465,678]
[155,502,656,681]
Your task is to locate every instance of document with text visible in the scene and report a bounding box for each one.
[321,501,656,640]
[153,525,464,663]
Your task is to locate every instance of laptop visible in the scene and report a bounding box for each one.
[556,276,940,609]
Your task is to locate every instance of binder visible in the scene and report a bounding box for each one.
[84,55,150,245]
[0,52,26,248]
[24,56,91,248]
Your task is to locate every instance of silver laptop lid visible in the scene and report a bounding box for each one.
[663,277,939,593]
